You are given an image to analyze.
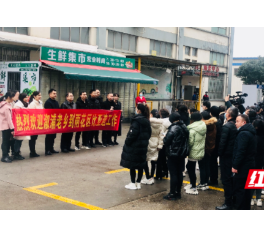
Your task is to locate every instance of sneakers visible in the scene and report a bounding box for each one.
[75,146,80,151]
[186,187,199,195]
[136,182,141,189]
[257,199,262,207]
[197,183,209,191]
[184,184,192,190]
[81,145,91,150]
[102,144,107,148]
[141,177,154,185]
[125,183,137,190]
[251,199,262,206]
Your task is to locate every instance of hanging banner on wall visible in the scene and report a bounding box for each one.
[0,61,40,96]
[12,109,121,136]
[41,46,135,69]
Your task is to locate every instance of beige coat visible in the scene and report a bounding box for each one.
[28,99,43,109]
[146,117,163,161]
[13,100,30,141]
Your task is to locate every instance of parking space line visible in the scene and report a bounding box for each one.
[24,183,104,210]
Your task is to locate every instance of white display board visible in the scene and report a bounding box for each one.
[242,84,262,108]
[0,61,40,97]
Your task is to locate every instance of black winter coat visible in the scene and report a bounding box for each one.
[102,99,115,110]
[114,100,122,136]
[61,101,76,109]
[233,123,256,178]
[255,134,264,169]
[76,97,89,109]
[87,95,101,109]
[120,114,151,169]
[179,112,190,126]
[97,96,104,107]
[218,118,237,157]
[219,112,225,126]
[215,118,222,149]
[44,98,60,109]
[163,121,189,158]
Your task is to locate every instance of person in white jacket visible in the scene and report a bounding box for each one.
[141,109,163,185]
[155,109,171,180]
[13,93,30,160]
[28,91,43,157]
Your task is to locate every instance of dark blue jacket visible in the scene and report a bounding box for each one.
[233,123,256,178]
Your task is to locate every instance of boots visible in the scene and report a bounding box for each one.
[13,152,25,160]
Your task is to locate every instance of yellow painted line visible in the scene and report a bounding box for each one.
[105,169,225,192]
[24,183,104,210]
[105,168,129,174]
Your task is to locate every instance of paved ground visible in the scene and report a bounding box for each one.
[0,123,263,210]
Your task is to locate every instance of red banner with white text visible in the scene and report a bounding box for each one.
[12,109,121,136]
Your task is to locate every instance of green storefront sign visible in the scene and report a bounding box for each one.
[8,63,39,68]
[40,46,135,70]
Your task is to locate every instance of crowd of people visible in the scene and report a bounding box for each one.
[120,95,264,210]
[0,89,122,163]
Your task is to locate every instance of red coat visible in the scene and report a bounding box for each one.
[135,96,146,105]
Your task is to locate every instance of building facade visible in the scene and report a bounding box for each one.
[0,27,234,117]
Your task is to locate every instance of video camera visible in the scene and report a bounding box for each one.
[229,91,248,106]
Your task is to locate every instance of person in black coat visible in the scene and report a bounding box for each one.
[163,112,189,201]
[44,89,60,156]
[232,114,256,210]
[75,91,89,150]
[219,105,226,126]
[177,105,190,126]
[101,93,115,147]
[120,104,151,190]
[87,89,101,147]
[251,120,264,206]
[60,92,76,153]
[208,106,222,185]
[93,89,104,145]
[112,93,122,145]
[202,101,211,113]
[203,92,209,101]
[216,107,238,210]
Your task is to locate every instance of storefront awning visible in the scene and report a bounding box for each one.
[41,60,158,84]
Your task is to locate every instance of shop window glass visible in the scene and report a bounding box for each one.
[108,30,114,48]
[122,34,129,51]
[211,27,227,35]
[71,27,80,43]
[61,27,70,41]
[192,48,198,56]
[4,27,16,33]
[160,42,166,56]
[51,27,60,40]
[185,46,190,55]
[81,27,89,44]
[17,27,28,35]
[130,35,136,52]
[166,43,172,58]
[108,30,137,52]
[210,52,225,66]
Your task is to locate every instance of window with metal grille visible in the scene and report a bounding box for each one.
[0,47,30,61]
[8,72,21,91]
[211,27,227,35]
[0,27,28,35]
[108,30,137,52]
[208,73,224,100]
[210,52,225,66]
[149,40,172,58]
[50,27,89,44]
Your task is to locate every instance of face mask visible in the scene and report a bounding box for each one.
[139,94,143,97]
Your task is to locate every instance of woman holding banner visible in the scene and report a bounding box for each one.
[28,91,43,157]
[0,91,16,163]
[13,93,30,160]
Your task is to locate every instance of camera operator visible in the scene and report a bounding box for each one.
[225,95,246,115]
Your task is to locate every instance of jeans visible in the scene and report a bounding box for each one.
[29,135,38,154]
[167,156,185,194]
[233,176,251,210]
[130,168,143,183]
[60,132,73,150]
[14,140,23,153]
[45,134,56,152]
[186,160,197,188]
[198,153,210,185]
[1,129,12,158]
[75,131,86,148]
[220,156,233,206]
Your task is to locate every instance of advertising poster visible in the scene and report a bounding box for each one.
[0,61,40,96]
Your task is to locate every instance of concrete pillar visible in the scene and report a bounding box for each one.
[89,27,97,46]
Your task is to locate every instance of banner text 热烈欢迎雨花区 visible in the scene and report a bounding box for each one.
[12,109,121,136]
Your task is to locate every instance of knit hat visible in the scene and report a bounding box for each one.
[169,112,181,123]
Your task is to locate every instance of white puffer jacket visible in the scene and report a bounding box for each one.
[146,117,163,161]
[28,99,43,109]
[159,117,172,148]
[13,100,30,141]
